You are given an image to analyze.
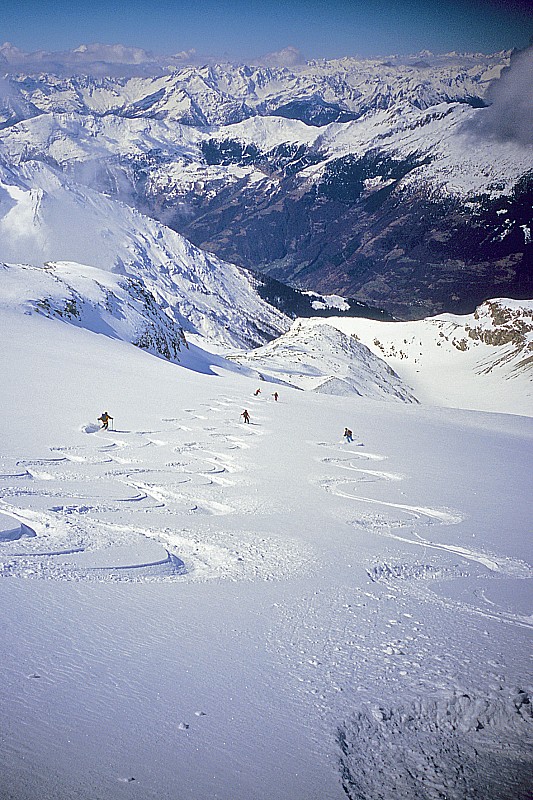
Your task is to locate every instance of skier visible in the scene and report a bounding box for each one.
[241,409,250,424]
[272,392,279,402]
[98,411,113,430]
[343,427,353,443]
[254,388,261,396]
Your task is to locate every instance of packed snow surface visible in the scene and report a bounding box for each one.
[0,303,531,799]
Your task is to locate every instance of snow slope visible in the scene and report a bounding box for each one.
[317,299,533,416]
[0,158,289,348]
[0,298,531,800]
[0,261,190,363]
[229,317,418,402]
[0,48,531,798]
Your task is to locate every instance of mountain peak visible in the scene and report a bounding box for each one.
[230,318,419,402]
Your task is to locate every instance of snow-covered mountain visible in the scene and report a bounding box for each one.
[1,50,510,125]
[226,299,532,413]
[315,298,533,415]
[0,261,190,364]
[230,318,418,403]
[1,46,530,318]
[0,46,530,411]
[0,156,289,349]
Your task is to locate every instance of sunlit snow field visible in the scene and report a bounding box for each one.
[0,310,532,800]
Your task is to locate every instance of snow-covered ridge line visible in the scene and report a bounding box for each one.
[0,158,290,349]
[0,49,510,129]
[0,262,188,363]
[229,318,419,403]
[319,299,533,416]
[229,299,533,413]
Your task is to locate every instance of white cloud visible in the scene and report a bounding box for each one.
[466,44,533,146]
[256,46,306,68]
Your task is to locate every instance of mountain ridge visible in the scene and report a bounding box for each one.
[0,156,290,349]
[1,47,530,319]
[229,298,532,414]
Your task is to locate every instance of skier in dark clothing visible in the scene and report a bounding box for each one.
[343,427,353,443]
[98,411,113,430]
[241,409,250,423]
[272,392,279,402]
[254,388,261,396]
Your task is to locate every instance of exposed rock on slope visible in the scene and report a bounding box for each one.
[229,318,418,402]
[0,158,289,349]
[0,49,531,319]
[0,261,188,363]
[317,299,533,415]
[465,300,533,373]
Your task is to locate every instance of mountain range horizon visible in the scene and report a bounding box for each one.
[0,38,526,76]
[0,44,531,321]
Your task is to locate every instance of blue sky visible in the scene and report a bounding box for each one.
[1,0,532,60]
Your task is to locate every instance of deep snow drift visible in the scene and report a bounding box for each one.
[0,303,531,800]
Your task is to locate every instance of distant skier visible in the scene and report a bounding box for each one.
[343,427,353,443]
[241,409,250,424]
[272,392,279,402]
[98,411,113,430]
[254,388,261,396]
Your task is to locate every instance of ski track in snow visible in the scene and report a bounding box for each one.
[322,450,533,592]
[0,396,310,584]
[1,393,532,798]
[0,402,529,619]
[270,434,533,797]
[269,575,532,800]
[262,441,532,756]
